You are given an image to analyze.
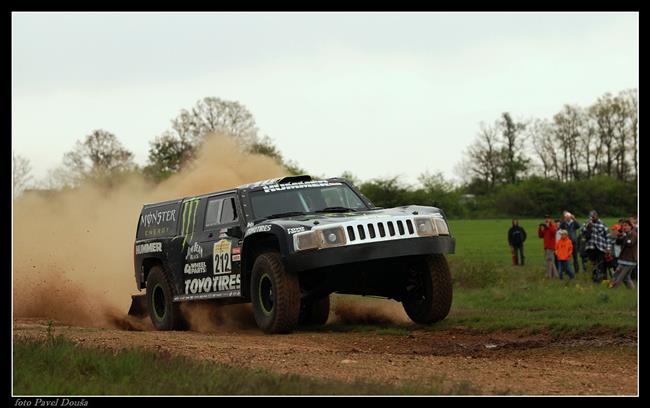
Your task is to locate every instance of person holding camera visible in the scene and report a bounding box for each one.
[508,219,527,266]
[538,215,559,278]
[581,210,611,283]
[609,219,637,289]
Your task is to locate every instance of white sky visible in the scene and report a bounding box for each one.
[12,12,638,186]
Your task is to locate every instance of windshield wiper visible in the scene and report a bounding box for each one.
[262,211,308,220]
[315,207,359,213]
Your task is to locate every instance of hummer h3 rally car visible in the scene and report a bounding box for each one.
[130,175,455,333]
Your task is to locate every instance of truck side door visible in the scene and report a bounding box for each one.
[182,193,244,300]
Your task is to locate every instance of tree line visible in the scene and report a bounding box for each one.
[347,88,638,218]
[13,90,638,218]
[12,97,305,194]
[458,89,637,195]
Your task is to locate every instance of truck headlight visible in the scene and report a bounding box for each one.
[318,226,347,248]
[294,231,319,251]
[414,217,438,237]
[433,218,449,235]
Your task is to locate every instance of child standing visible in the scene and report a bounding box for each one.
[555,230,575,280]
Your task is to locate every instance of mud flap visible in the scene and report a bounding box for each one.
[128,294,148,317]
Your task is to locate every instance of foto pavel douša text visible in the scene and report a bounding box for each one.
[14,399,88,407]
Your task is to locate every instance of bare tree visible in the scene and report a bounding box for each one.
[527,119,560,179]
[499,112,529,184]
[171,97,259,146]
[63,129,135,184]
[465,122,502,188]
[589,93,618,178]
[620,89,638,182]
[12,153,32,197]
[553,105,583,181]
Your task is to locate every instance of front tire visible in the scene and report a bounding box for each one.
[146,266,184,330]
[251,252,301,334]
[299,295,330,326]
[402,254,452,324]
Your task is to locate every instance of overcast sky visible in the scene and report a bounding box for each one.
[12,12,638,186]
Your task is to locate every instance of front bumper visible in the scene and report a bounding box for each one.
[286,235,455,272]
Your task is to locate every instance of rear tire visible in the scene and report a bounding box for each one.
[146,266,184,330]
[299,295,330,326]
[251,252,301,334]
[402,254,452,324]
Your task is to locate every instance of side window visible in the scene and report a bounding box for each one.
[220,197,238,224]
[204,198,223,228]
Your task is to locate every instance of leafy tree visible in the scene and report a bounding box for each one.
[143,132,195,182]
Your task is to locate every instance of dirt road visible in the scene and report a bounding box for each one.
[13,317,637,395]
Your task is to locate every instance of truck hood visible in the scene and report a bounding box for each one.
[256,205,445,230]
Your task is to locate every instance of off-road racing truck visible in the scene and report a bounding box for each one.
[129,175,455,334]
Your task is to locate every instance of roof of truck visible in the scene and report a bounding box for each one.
[141,175,321,208]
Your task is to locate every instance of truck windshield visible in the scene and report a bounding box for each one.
[249,182,368,220]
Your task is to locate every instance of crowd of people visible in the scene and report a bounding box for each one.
[507,211,638,288]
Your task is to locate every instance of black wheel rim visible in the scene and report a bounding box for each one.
[259,274,274,315]
[152,284,166,320]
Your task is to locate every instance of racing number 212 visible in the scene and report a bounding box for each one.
[214,252,231,274]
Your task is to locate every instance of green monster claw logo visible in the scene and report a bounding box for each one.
[181,197,200,249]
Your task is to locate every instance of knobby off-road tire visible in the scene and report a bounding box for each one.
[251,252,301,334]
[146,266,185,331]
[299,295,330,326]
[402,254,452,324]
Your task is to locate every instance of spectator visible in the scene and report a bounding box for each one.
[559,211,581,273]
[555,230,575,280]
[610,219,637,289]
[508,219,527,266]
[630,215,638,281]
[581,210,611,283]
[538,215,559,278]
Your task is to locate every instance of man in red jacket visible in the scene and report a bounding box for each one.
[538,215,559,278]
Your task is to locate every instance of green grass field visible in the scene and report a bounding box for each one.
[447,217,619,265]
[323,217,636,335]
[13,337,473,395]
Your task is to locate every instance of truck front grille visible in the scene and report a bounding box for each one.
[344,217,418,244]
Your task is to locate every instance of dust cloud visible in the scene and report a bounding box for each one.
[180,301,257,332]
[13,134,287,329]
[331,297,410,326]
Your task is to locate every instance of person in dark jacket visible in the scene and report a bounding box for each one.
[508,219,527,266]
[559,211,581,273]
[609,219,637,289]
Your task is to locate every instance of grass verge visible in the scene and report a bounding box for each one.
[13,337,478,395]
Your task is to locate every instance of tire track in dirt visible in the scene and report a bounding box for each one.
[13,318,637,395]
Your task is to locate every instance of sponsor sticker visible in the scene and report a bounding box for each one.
[185,242,203,260]
[213,239,232,274]
[184,274,241,295]
[232,254,241,262]
[247,224,272,234]
[232,246,241,255]
[184,262,207,275]
[262,180,337,193]
[135,242,162,255]
[287,227,306,234]
[140,209,177,228]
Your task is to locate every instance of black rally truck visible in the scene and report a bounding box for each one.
[131,175,455,334]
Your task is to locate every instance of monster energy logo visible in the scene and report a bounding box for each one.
[181,197,200,249]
